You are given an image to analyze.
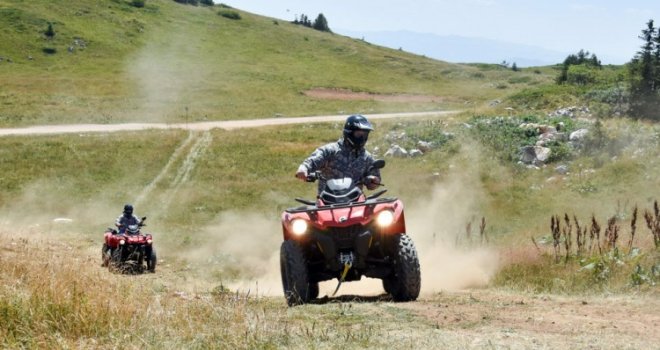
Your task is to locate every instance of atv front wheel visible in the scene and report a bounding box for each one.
[101,244,110,267]
[146,248,157,273]
[280,240,312,306]
[109,246,123,273]
[385,234,421,301]
[309,282,319,300]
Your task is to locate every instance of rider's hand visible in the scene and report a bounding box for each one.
[365,176,380,190]
[295,167,308,181]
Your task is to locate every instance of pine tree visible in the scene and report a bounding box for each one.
[629,19,659,119]
[313,13,330,32]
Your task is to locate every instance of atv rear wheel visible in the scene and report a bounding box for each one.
[385,234,421,302]
[280,240,312,306]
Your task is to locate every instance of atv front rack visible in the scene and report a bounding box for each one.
[285,197,398,214]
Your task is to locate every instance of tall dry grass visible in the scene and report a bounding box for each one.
[0,233,287,348]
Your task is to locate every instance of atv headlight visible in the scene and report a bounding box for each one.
[147,239,153,244]
[119,239,126,245]
[376,210,395,227]
[291,219,309,236]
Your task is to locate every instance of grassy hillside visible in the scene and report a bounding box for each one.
[1,1,658,348]
[0,0,553,126]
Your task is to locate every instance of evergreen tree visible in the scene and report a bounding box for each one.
[511,62,519,71]
[629,19,660,119]
[313,13,330,32]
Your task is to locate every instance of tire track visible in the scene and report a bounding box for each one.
[134,131,196,207]
[158,131,212,212]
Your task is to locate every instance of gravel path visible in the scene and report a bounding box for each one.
[0,111,458,136]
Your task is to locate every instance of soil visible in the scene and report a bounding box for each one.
[399,289,660,349]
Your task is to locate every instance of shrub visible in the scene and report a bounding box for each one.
[173,0,198,5]
[131,0,145,7]
[218,10,241,20]
[42,47,57,55]
[200,0,214,5]
[566,64,597,85]
[44,22,55,39]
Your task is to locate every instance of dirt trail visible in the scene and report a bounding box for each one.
[396,290,660,349]
[0,111,457,136]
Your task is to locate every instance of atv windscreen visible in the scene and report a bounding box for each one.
[320,178,362,204]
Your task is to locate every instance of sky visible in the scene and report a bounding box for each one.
[224,0,660,64]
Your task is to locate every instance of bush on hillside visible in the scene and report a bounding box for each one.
[218,10,241,20]
[42,47,57,55]
[173,0,199,5]
[131,0,145,7]
[200,0,214,5]
[44,22,55,39]
[566,64,597,85]
[557,49,601,84]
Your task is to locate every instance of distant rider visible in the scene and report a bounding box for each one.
[296,114,381,193]
[115,204,141,234]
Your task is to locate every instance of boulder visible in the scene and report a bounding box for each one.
[569,129,589,141]
[409,149,423,157]
[417,140,433,152]
[520,146,551,164]
[384,145,408,158]
[555,165,569,175]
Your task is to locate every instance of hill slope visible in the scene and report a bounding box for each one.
[0,0,552,126]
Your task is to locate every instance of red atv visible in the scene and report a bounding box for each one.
[102,217,157,274]
[280,160,421,306]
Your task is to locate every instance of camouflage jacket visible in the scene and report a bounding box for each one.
[115,214,141,232]
[299,139,380,194]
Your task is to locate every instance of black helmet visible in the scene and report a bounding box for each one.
[343,114,373,149]
[123,204,134,216]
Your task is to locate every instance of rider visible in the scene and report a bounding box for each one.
[296,114,381,193]
[115,204,141,234]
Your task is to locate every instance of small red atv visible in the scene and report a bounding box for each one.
[280,160,421,306]
[102,217,157,274]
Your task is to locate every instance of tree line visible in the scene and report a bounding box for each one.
[293,13,331,32]
[556,19,659,120]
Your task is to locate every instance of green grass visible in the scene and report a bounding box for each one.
[1,1,658,348]
[0,0,557,127]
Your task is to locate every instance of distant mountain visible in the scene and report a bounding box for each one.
[336,29,569,67]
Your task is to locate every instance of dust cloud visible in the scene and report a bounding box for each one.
[125,31,209,123]
[407,179,500,294]
[171,211,284,296]
[179,165,499,299]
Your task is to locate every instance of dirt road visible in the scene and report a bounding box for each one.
[395,289,660,349]
[0,111,457,136]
